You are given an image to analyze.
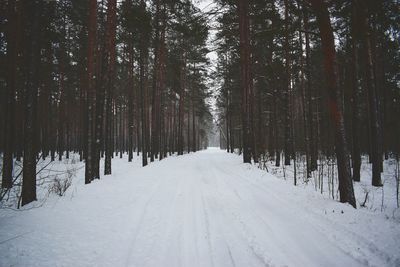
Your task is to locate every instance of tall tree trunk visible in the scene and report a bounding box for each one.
[93,42,105,178]
[85,0,97,184]
[358,0,382,186]
[192,102,196,152]
[139,0,148,166]
[187,100,190,152]
[297,2,311,178]
[307,0,356,208]
[283,0,292,166]
[104,0,117,174]
[304,6,317,172]
[178,53,186,156]
[350,0,361,182]
[21,0,42,206]
[58,49,66,162]
[151,0,161,162]
[104,93,113,175]
[128,41,134,162]
[237,0,251,163]
[2,0,17,189]
[159,5,167,159]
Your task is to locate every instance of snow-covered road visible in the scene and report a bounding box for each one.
[1,148,399,266]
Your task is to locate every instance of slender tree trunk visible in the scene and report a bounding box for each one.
[104,93,113,175]
[93,43,106,178]
[274,91,281,167]
[2,0,17,189]
[284,0,292,166]
[139,0,148,166]
[237,0,251,163]
[128,41,134,162]
[358,0,382,186]
[151,0,161,162]
[350,1,361,182]
[104,0,117,174]
[304,7,317,171]
[58,50,66,162]
[192,102,196,152]
[178,53,186,156]
[187,101,190,153]
[84,0,97,184]
[21,0,42,206]
[159,5,167,159]
[297,3,311,178]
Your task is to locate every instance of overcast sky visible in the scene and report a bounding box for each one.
[191,0,219,116]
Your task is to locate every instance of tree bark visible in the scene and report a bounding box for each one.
[237,0,251,163]
[358,0,382,186]
[283,0,292,166]
[2,0,17,189]
[84,0,97,184]
[139,0,149,166]
[307,0,356,208]
[21,0,42,206]
[178,53,186,156]
[128,41,134,162]
[350,0,361,182]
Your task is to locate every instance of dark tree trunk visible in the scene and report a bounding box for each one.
[237,0,251,163]
[178,53,186,156]
[84,0,97,184]
[187,102,190,153]
[104,0,117,174]
[58,52,66,162]
[283,0,292,166]
[307,0,356,208]
[358,0,383,187]
[274,91,280,167]
[192,102,196,152]
[93,0,117,176]
[104,94,113,175]
[21,0,42,206]
[128,40,134,162]
[2,0,17,189]
[93,43,105,178]
[151,0,161,162]
[139,0,148,166]
[350,1,361,182]
[159,5,167,159]
[304,7,317,172]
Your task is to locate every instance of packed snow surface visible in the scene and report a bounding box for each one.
[1,148,399,267]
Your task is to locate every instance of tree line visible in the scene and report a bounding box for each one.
[215,0,399,208]
[0,0,213,206]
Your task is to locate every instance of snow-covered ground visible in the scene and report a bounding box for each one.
[0,148,399,267]
[258,153,400,221]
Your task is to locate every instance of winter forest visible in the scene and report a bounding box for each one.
[0,0,399,266]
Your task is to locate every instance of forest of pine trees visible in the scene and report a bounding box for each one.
[214,0,399,208]
[0,0,399,209]
[0,0,213,206]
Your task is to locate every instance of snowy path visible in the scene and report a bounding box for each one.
[1,148,399,267]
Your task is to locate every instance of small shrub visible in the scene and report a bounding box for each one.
[49,171,73,197]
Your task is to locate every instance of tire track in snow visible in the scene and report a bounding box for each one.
[203,153,363,267]
[199,158,272,267]
[124,170,174,266]
[214,161,390,266]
